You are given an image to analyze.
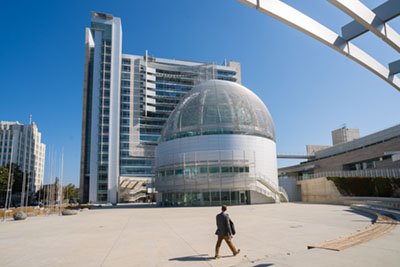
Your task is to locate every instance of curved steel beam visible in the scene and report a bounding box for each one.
[329,0,400,53]
[341,0,400,41]
[238,0,400,92]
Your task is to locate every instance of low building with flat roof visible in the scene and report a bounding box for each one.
[279,124,400,180]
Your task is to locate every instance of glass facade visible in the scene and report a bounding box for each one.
[155,147,279,206]
[118,58,239,180]
[161,190,250,206]
[94,22,112,202]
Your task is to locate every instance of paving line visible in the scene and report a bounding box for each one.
[99,214,134,266]
[308,208,397,251]
[159,215,213,267]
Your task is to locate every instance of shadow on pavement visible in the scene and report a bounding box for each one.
[169,254,215,262]
[346,207,400,222]
[344,208,375,222]
[88,204,157,210]
[253,264,274,267]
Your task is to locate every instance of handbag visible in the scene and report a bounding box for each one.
[229,218,236,235]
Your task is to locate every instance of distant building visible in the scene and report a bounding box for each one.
[0,121,46,192]
[331,127,360,145]
[80,12,241,203]
[305,126,360,156]
[306,145,331,156]
[279,125,400,180]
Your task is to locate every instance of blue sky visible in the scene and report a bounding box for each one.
[1,0,399,186]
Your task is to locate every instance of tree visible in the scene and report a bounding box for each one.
[9,164,27,193]
[0,166,8,191]
[0,164,29,206]
[63,184,78,201]
[34,177,60,205]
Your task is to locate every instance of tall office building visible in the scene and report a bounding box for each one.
[0,121,46,192]
[80,12,241,203]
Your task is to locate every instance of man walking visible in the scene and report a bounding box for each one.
[215,205,240,259]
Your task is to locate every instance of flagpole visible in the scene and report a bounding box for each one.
[3,143,14,221]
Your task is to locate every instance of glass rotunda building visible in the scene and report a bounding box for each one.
[155,80,286,206]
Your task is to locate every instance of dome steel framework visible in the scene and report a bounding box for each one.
[160,80,275,143]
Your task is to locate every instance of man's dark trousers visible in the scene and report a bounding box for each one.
[215,212,239,257]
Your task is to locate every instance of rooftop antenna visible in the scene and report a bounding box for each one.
[29,114,32,124]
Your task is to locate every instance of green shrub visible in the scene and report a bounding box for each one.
[327,177,400,197]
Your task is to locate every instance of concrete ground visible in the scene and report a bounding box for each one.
[0,203,398,267]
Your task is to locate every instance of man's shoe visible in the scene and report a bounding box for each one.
[233,249,240,256]
[215,255,221,259]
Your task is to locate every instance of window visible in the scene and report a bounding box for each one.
[97,193,108,201]
[200,167,208,174]
[122,58,131,65]
[121,80,130,87]
[120,127,129,133]
[121,73,130,79]
[121,88,130,94]
[122,65,131,72]
[221,167,232,173]
[209,167,219,173]
[98,183,108,190]
[221,192,230,202]
[211,192,220,202]
[203,192,210,202]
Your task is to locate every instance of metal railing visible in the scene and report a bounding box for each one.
[300,168,400,180]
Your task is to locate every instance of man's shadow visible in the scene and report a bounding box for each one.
[169,254,234,262]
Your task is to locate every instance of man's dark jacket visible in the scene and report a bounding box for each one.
[215,212,235,236]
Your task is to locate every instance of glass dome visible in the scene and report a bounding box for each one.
[160,80,275,142]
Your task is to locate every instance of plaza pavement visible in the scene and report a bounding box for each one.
[0,203,398,267]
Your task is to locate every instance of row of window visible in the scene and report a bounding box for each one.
[0,141,13,146]
[161,191,250,206]
[119,158,153,166]
[163,128,273,142]
[155,91,185,98]
[155,82,192,91]
[120,167,152,175]
[157,165,250,177]
[156,77,194,86]
[140,135,159,142]
[140,128,161,135]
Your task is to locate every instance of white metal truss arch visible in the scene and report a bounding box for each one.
[237,0,400,92]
